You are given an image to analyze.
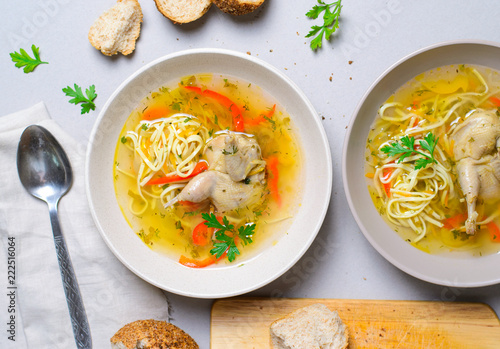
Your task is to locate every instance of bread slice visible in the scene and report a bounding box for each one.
[88,0,142,56]
[110,319,199,349]
[270,303,349,349]
[213,0,265,15]
[154,0,212,24]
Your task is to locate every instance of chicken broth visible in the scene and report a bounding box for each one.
[365,64,500,256]
[114,74,303,266]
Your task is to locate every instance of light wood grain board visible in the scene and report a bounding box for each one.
[211,297,500,348]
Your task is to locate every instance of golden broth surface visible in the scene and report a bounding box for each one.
[114,74,303,265]
[365,64,500,257]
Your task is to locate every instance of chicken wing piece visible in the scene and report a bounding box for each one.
[175,170,265,212]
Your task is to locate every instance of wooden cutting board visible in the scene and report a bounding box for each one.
[211,297,500,348]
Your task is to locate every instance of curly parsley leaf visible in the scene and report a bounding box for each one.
[238,224,256,246]
[10,44,48,73]
[62,84,97,114]
[203,213,255,262]
[305,0,342,51]
[380,133,438,170]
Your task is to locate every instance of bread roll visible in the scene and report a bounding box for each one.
[110,319,199,349]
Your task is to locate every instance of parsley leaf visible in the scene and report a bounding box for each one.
[202,213,255,262]
[238,224,256,245]
[62,84,97,114]
[380,133,439,170]
[305,0,342,51]
[10,44,48,73]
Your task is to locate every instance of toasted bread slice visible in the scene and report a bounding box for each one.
[154,0,212,24]
[213,0,265,15]
[270,303,349,349]
[88,0,142,56]
[110,319,199,349]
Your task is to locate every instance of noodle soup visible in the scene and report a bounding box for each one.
[114,74,303,267]
[365,64,500,256]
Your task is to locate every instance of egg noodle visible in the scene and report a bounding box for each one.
[116,113,209,215]
[367,67,500,242]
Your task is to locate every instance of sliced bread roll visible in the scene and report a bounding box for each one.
[88,0,143,56]
[213,0,265,15]
[270,303,349,349]
[154,0,212,24]
[110,319,199,349]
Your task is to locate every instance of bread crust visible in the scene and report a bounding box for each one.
[110,319,199,349]
[154,0,212,24]
[213,0,265,16]
[88,0,143,56]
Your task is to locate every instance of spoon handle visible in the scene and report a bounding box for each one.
[49,203,92,349]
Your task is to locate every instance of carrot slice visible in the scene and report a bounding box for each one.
[486,222,500,242]
[267,156,281,207]
[442,212,468,230]
[192,216,223,246]
[489,96,500,107]
[179,255,216,268]
[147,161,208,185]
[183,85,245,132]
[142,106,170,120]
[381,168,394,197]
[245,104,276,126]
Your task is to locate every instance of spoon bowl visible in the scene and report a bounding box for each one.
[17,125,92,349]
[17,125,72,202]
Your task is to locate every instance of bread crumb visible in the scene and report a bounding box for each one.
[349,60,353,64]
[247,51,251,55]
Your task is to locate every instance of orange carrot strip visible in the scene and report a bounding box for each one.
[382,168,394,197]
[245,104,276,126]
[147,161,208,185]
[489,96,500,107]
[183,85,245,132]
[142,106,170,120]
[486,222,500,242]
[179,255,217,268]
[267,156,281,207]
[442,212,468,230]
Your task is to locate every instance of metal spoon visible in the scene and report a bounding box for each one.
[17,125,92,349]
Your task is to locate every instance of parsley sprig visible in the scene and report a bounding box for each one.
[381,133,439,170]
[10,44,48,73]
[305,0,342,51]
[62,84,97,114]
[202,213,255,262]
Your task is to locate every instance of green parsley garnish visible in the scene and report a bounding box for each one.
[10,44,48,73]
[305,0,342,51]
[121,136,127,143]
[62,84,97,114]
[380,133,439,170]
[202,213,255,262]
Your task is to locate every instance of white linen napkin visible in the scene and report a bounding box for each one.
[0,103,170,349]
